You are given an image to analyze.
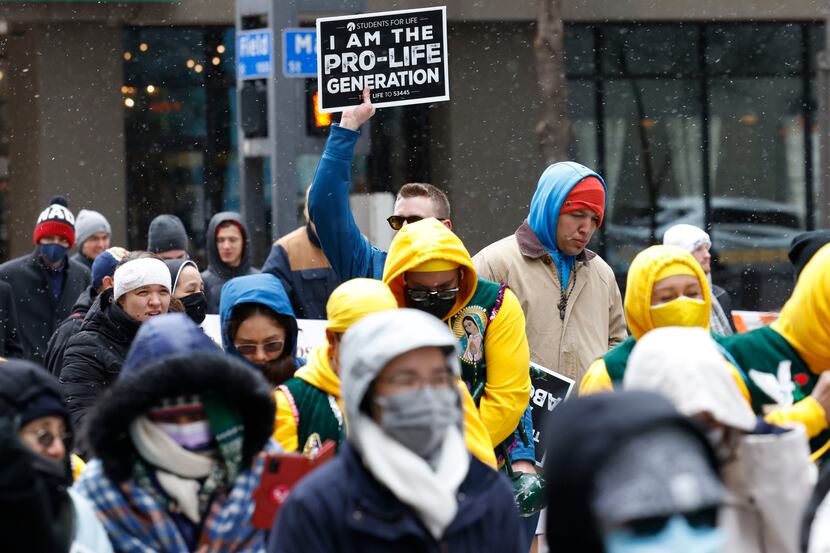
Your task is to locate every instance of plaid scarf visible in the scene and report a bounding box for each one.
[132,393,246,522]
[74,441,278,553]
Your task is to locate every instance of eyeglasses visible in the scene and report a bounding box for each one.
[377,370,454,391]
[624,507,718,537]
[386,215,424,230]
[24,428,72,449]
[405,287,460,303]
[234,340,285,357]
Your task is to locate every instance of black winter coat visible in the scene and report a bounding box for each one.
[44,286,97,378]
[268,443,525,553]
[0,280,24,359]
[201,212,258,314]
[0,250,90,364]
[59,288,140,433]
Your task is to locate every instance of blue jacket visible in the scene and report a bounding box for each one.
[308,124,387,280]
[261,225,340,320]
[267,443,526,553]
[121,313,219,377]
[219,273,299,361]
[527,162,607,288]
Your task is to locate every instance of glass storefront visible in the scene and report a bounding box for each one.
[567,23,820,310]
[122,27,236,264]
[121,23,822,310]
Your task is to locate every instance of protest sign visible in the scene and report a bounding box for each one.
[529,362,575,465]
[202,315,327,359]
[316,6,449,112]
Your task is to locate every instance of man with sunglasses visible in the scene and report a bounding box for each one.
[308,87,452,281]
[383,218,542,537]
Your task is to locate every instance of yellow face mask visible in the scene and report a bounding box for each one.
[649,296,709,329]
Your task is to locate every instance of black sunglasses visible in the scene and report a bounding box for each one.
[405,287,460,303]
[625,507,718,537]
[386,215,424,230]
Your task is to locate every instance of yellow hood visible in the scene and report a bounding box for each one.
[326,278,398,333]
[295,344,341,397]
[382,218,477,320]
[625,245,711,340]
[772,243,830,373]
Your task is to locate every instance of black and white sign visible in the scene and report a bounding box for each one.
[529,362,575,465]
[316,6,449,113]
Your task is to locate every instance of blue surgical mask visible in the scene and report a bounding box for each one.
[38,243,68,264]
[604,515,724,553]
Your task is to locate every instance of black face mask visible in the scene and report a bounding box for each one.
[405,293,456,321]
[181,292,207,324]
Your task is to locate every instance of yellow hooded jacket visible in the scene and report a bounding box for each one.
[382,218,531,448]
[273,277,498,467]
[579,245,744,395]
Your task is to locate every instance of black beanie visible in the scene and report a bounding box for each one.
[19,394,69,428]
[788,230,830,282]
[147,214,189,253]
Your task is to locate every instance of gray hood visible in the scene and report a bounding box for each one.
[340,308,461,426]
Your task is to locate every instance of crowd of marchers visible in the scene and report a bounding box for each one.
[2,87,830,553]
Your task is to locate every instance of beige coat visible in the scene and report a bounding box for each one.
[473,221,626,383]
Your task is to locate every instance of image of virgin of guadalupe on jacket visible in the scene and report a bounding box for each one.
[457,313,485,364]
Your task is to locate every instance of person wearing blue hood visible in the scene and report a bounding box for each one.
[474,162,626,386]
[220,273,300,387]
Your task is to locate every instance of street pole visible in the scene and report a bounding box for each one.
[818,2,830,227]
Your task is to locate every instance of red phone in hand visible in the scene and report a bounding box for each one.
[251,440,336,530]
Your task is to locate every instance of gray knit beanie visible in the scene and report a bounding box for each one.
[147,214,189,253]
[75,209,111,247]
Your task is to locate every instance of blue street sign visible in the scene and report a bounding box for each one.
[283,28,317,78]
[237,30,272,79]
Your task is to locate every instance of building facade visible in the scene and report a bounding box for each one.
[0,0,825,309]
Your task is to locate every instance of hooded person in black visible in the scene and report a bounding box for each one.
[544,391,724,553]
[201,211,258,314]
[0,359,113,552]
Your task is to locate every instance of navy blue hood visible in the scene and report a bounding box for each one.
[219,273,298,360]
[121,313,219,378]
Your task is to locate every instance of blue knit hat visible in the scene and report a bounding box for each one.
[91,246,128,291]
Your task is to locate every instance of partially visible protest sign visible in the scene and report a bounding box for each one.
[202,315,327,359]
[316,6,449,112]
[529,362,575,465]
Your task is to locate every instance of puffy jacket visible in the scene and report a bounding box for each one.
[308,124,387,280]
[383,218,531,457]
[202,211,259,314]
[75,350,277,552]
[262,225,340,319]
[59,288,141,432]
[44,285,97,377]
[268,443,524,553]
[0,250,90,364]
[219,273,299,362]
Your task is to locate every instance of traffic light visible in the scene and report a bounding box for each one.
[306,79,331,137]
